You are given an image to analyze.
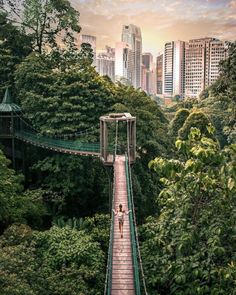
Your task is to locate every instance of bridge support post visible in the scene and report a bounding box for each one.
[100,113,136,165]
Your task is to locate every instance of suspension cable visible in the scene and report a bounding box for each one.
[12,110,99,138]
[114,120,118,159]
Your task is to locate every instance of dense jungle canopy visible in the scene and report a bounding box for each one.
[0,0,235,294]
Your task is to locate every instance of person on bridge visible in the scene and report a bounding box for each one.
[113,204,131,238]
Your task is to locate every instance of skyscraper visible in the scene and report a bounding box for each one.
[96,46,115,81]
[185,37,226,98]
[164,42,174,97]
[115,42,132,84]
[163,41,185,98]
[121,24,142,88]
[156,54,163,95]
[173,40,185,98]
[142,53,155,95]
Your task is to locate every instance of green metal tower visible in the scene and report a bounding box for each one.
[0,88,21,168]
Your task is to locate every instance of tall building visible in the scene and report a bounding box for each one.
[208,39,227,86]
[79,34,97,66]
[96,46,115,81]
[121,24,142,88]
[164,42,174,97]
[173,40,185,98]
[115,42,132,84]
[185,37,226,98]
[163,41,185,98]
[156,54,163,95]
[141,53,155,95]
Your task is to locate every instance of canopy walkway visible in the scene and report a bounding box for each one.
[104,154,147,295]
[0,91,147,294]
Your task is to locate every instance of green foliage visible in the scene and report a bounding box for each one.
[78,43,94,68]
[0,149,48,231]
[14,54,170,220]
[169,108,190,138]
[178,111,212,140]
[0,11,32,98]
[15,53,115,137]
[142,128,236,295]
[0,149,23,228]
[4,0,81,53]
[32,154,109,217]
[0,224,105,295]
[111,84,171,220]
[53,214,110,262]
[189,42,236,146]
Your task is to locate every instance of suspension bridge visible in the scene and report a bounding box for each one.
[0,89,148,295]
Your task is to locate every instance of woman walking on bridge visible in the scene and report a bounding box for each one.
[113,204,131,238]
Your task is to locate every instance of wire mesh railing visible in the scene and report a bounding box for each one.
[15,130,101,153]
[125,153,148,295]
[104,167,115,295]
[125,154,141,294]
[104,122,118,295]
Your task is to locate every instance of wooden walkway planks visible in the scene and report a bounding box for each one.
[112,155,135,295]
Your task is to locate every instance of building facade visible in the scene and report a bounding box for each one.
[121,24,142,88]
[156,54,163,95]
[96,46,115,81]
[164,41,174,97]
[185,38,226,98]
[163,41,185,98]
[173,40,185,98]
[115,42,132,84]
[141,52,155,95]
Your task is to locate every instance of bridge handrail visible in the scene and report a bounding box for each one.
[125,154,141,294]
[104,184,114,295]
[125,153,148,295]
[15,130,116,153]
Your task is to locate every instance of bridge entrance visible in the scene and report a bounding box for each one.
[100,113,136,165]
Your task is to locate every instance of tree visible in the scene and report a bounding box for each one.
[178,111,212,140]
[0,224,106,295]
[0,11,32,98]
[3,0,81,53]
[0,149,23,231]
[169,108,190,138]
[112,83,171,220]
[140,127,236,295]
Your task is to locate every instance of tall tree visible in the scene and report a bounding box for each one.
[0,11,32,98]
[141,127,236,295]
[3,0,81,53]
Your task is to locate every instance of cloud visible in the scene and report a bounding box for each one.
[70,0,236,55]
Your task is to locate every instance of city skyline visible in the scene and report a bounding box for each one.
[70,0,236,56]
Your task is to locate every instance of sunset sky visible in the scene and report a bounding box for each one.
[70,0,236,56]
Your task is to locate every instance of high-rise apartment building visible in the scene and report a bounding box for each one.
[79,34,97,66]
[142,53,155,95]
[156,54,163,95]
[164,41,185,98]
[208,39,227,85]
[96,46,115,81]
[173,41,185,98]
[164,42,174,97]
[121,24,142,88]
[115,42,132,84]
[185,37,226,98]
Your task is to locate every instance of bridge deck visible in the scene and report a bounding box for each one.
[112,155,135,295]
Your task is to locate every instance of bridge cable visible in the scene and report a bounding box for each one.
[12,110,99,138]
[114,120,119,159]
